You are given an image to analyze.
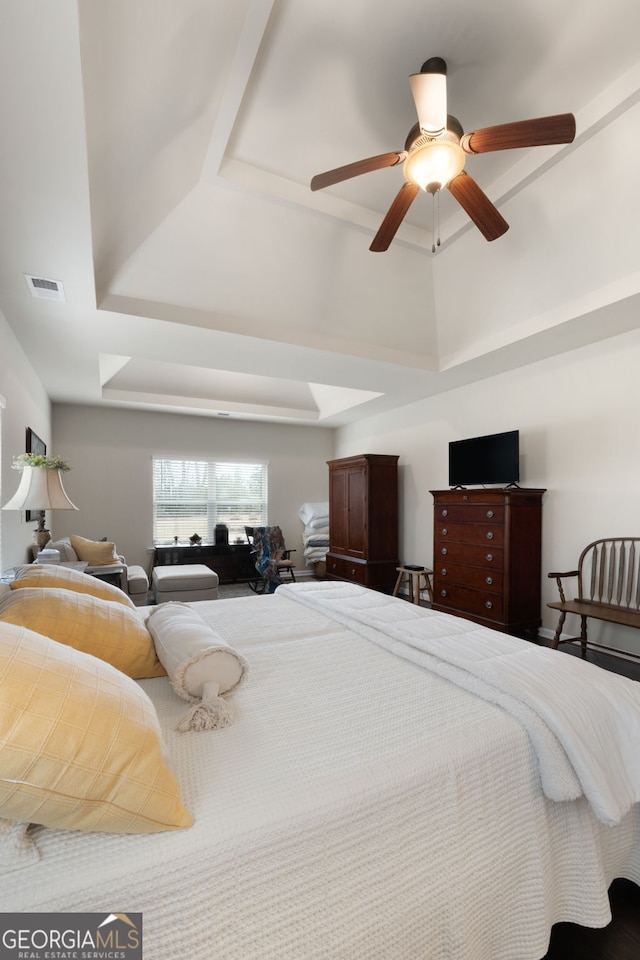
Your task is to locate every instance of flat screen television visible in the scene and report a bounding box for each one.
[448,430,520,487]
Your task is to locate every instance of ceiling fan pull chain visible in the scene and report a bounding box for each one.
[432,193,436,253]
[431,191,441,253]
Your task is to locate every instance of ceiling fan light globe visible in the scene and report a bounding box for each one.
[403,139,465,192]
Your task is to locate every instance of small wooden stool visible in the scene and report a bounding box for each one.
[392,565,433,606]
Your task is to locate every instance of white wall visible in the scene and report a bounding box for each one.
[0,311,52,570]
[52,404,334,571]
[334,326,640,657]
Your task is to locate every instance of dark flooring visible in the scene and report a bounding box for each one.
[540,878,640,960]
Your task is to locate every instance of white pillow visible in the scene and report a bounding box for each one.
[147,603,248,731]
[46,538,79,562]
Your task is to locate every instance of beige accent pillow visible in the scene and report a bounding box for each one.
[0,621,192,834]
[0,587,165,680]
[69,535,120,566]
[11,562,135,608]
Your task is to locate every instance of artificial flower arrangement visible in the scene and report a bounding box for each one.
[12,453,71,471]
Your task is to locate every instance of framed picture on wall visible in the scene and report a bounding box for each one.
[25,427,46,521]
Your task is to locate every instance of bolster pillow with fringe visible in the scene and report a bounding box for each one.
[147,603,248,731]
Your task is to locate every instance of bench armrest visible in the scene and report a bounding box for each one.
[547,569,579,605]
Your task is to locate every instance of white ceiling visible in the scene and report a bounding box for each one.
[1,0,640,426]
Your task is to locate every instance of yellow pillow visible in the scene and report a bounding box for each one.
[0,621,191,834]
[11,562,135,608]
[0,588,165,680]
[69,535,120,566]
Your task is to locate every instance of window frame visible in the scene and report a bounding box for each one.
[152,456,268,545]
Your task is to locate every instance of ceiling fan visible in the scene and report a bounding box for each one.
[310,57,576,251]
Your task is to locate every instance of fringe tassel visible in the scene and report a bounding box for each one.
[177,681,234,732]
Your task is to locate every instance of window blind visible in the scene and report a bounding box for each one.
[152,458,268,544]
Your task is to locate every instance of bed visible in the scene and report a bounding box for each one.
[1,578,639,960]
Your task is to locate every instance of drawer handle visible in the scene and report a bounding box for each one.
[442,528,448,536]
[350,568,356,576]
[486,510,494,519]
[486,532,494,540]
[441,508,448,517]
[485,600,493,610]
[440,589,448,598]
[486,553,493,562]
[485,576,493,585]
[441,547,448,556]
[441,568,447,576]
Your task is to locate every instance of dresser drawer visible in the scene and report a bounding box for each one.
[433,503,505,524]
[435,583,504,621]
[434,562,503,593]
[434,522,504,547]
[326,554,368,584]
[434,541,504,570]
[326,555,346,579]
[343,560,367,584]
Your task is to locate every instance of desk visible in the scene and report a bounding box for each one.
[153,543,255,584]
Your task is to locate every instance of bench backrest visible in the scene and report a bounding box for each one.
[577,538,640,610]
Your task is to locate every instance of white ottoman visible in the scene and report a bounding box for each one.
[152,564,219,604]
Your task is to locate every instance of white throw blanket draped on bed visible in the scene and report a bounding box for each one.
[279,581,640,825]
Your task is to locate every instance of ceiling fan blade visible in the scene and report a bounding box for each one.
[310,153,403,191]
[461,113,576,154]
[409,57,447,135]
[369,182,420,252]
[448,172,509,242]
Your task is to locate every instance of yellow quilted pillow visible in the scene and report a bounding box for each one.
[11,562,135,608]
[0,621,192,834]
[0,588,165,680]
[69,535,120,566]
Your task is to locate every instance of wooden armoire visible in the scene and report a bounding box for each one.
[326,454,399,591]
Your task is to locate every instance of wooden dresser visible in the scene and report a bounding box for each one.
[327,454,399,591]
[430,487,545,636]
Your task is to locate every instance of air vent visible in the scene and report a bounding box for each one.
[24,275,66,302]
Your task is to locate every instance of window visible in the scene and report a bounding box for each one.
[152,458,268,544]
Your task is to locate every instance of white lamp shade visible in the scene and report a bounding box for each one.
[2,466,78,512]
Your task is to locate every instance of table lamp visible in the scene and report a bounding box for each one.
[2,462,78,549]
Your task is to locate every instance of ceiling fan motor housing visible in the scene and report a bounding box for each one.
[420,57,447,75]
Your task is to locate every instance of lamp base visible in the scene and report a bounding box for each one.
[33,528,51,550]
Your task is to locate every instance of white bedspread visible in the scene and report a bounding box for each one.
[279,581,640,825]
[3,584,639,960]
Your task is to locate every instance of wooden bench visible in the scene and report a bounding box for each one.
[547,538,640,660]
